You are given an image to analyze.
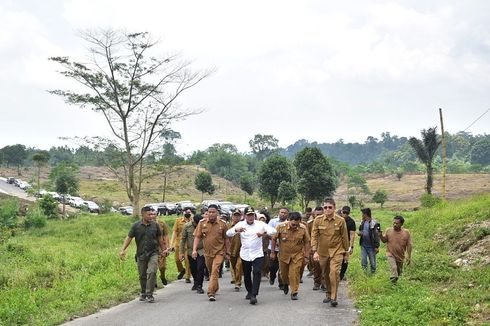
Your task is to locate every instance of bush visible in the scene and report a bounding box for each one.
[24,209,47,229]
[0,198,20,229]
[420,193,443,208]
[38,195,58,219]
[99,198,113,214]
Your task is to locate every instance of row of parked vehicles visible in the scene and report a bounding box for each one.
[36,190,101,213]
[6,177,32,190]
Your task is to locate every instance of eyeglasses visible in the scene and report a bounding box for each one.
[323,205,334,209]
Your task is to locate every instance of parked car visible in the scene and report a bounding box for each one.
[200,200,221,213]
[18,181,32,190]
[176,200,197,215]
[234,204,250,214]
[119,206,133,216]
[83,201,100,214]
[164,202,178,215]
[68,196,84,208]
[217,201,236,220]
[6,177,15,184]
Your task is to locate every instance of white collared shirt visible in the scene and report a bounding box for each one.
[268,217,287,251]
[226,220,277,261]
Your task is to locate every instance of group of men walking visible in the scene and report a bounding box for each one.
[119,198,412,306]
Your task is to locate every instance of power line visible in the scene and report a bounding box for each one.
[462,108,490,132]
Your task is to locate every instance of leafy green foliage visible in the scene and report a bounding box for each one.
[0,198,19,229]
[409,127,441,194]
[239,174,254,196]
[249,134,279,161]
[202,144,248,183]
[294,147,338,209]
[372,189,388,208]
[257,155,292,208]
[470,139,490,165]
[24,208,47,229]
[38,195,58,219]
[195,172,215,199]
[0,144,27,175]
[419,193,443,208]
[277,181,296,205]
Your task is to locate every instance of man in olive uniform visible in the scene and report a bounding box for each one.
[308,206,325,290]
[119,206,167,303]
[171,207,193,282]
[229,211,243,291]
[271,212,310,300]
[155,212,170,286]
[180,214,205,293]
[311,198,349,307]
[192,204,230,301]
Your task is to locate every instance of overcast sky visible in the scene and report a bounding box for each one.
[1,0,489,154]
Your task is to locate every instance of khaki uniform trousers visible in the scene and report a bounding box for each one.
[279,258,303,294]
[175,246,191,279]
[205,254,224,296]
[387,256,404,278]
[158,254,167,281]
[230,255,242,286]
[318,254,343,300]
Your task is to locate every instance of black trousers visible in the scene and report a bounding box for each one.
[339,261,348,280]
[242,256,264,296]
[188,254,205,288]
[269,253,283,285]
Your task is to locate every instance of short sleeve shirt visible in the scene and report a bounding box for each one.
[128,220,162,260]
[344,216,356,241]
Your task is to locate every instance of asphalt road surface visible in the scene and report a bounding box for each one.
[65,266,359,326]
[0,177,35,200]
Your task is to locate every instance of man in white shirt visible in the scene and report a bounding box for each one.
[226,207,277,305]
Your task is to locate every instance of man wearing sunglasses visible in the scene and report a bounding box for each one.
[311,198,349,307]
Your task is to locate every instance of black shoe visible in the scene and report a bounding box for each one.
[300,278,303,283]
[245,293,252,300]
[139,294,147,301]
[291,293,298,300]
[161,277,168,286]
[283,284,289,295]
[249,295,257,305]
[219,273,222,278]
[177,269,186,280]
[191,284,197,291]
[323,297,331,304]
[196,287,204,294]
[320,285,327,292]
[185,278,191,283]
[279,284,284,291]
[146,295,155,303]
[313,283,320,291]
[209,295,216,301]
[269,278,275,285]
[234,286,240,292]
[330,300,338,307]
[230,280,235,284]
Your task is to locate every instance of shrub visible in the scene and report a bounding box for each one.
[0,198,20,229]
[24,209,47,229]
[372,189,388,208]
[99,198,113,214]
[38,194,58,219]
[420,193,443,208]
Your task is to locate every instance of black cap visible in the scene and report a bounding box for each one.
[244,207,255,215]
[232,210,242,216]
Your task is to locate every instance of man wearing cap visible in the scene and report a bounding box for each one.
[311,198,349,307]
[180,214,205,293]
[171,207,193,282]
[192,204,230,302]
[228,210,243,291]
[339,206,356,281]
[272,212,310,300]
[226,207,277,305]
[119,206,168,303]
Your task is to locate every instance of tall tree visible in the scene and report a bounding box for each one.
[249,134,279,161]
[257,155,292,208]
[277,180,297,206]
[32,150,50,191]
[49,29,210,216]
[156,130,183,202]
[294,147,338,209]
[195,172,215,201]
[2,144,27,176]
[239,173,254,201]
[470,139,490,165]
[50,163,79,218]
[409,127,441,194]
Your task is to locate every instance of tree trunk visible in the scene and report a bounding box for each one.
[62,201,66,220]
[426,164,433,194]
[17,164,21,176]
[162,174,167,202]
[133,189,140,218]
[201,191,204,202]
[37,166,41,192]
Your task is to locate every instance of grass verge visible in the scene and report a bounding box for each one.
[348,194,490,325]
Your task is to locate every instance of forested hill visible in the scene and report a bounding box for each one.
[281,133,407,164]
[281,131,490,166]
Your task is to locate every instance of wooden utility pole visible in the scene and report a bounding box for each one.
[439,108,447,199]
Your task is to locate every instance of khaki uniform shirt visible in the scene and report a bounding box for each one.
[228,223,242,257]
[194,218,228,257]
[274,223,310,264]
[180,221,203,256]
[172,217,190,247]
[156,219,170,238]
[385,228,412,262]
[311,213,349,257]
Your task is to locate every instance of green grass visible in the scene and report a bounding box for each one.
[348,194,490,325]
[0,214,178,326]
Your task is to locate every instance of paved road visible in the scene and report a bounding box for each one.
[0,177,35,201]
[65,267,359,326]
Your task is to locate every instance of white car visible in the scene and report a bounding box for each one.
[68,196,84,208]
[83,201,100,213]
